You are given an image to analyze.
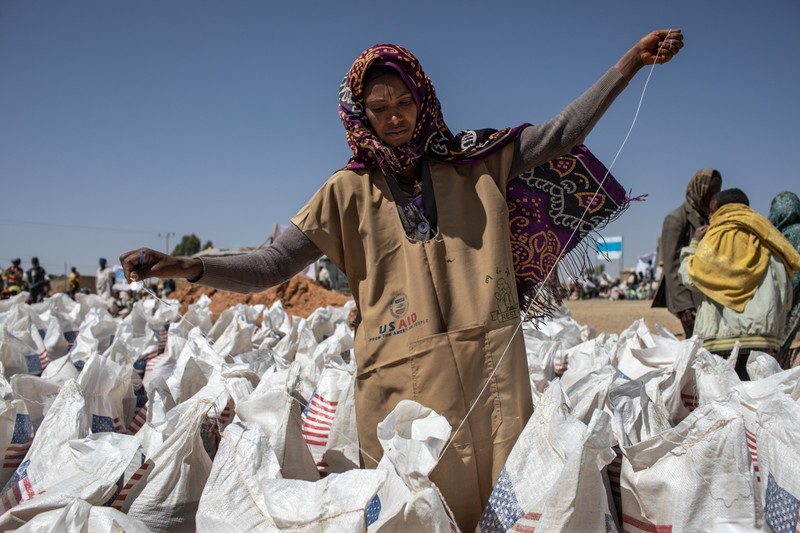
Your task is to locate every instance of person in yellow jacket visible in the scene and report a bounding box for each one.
[679,188,800,380]
[67,266,81,299]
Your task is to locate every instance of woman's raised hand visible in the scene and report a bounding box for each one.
[615,29,684,81]
[638,29,684,65]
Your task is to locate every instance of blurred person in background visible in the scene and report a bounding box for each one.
[25,256,47,303]
[652,168,722,338]
[768,191,800,366]
[3,258,25,298]
[162,278,176,297]
[67,266,81,299]
[95,257,115,299]
[680,188,800,380]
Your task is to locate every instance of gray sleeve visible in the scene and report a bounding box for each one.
[194,223,323,293]
[509,68,628,177]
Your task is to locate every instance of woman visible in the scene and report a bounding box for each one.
[769,191,800,366]
[652,167,722,338]
[121,30,683,530]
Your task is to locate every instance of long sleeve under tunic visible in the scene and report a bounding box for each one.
[196,68,627,293]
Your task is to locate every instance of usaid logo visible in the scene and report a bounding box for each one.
[389,293,408,319]
[368,292,428,342]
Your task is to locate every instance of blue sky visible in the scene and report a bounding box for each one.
[1,1,798,279]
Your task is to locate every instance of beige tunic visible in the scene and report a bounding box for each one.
[292,143,533,531]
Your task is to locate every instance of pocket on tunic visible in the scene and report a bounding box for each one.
[356,324,507,454]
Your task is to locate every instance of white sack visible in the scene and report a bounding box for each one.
[754,393,800,533]
[746,350,783,381]
[300,356,359,474]
[236,360,319,481]
[14,497,152,533]
[125,399,214,532]
[206,303,263,358]
[368,400,456,532]
[9,374,61,428]
[619,395,757,532]
[0,433,141,529]
[478,382,617,532]
[197,420,384,533]
[0,399,33,488]
[77,353,134,433]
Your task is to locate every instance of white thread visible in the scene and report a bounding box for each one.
[437,31,674,462]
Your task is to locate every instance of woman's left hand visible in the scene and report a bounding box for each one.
[616,29,684,81]
[637,29,684,66]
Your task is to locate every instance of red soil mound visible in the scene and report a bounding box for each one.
[168,275,353,321]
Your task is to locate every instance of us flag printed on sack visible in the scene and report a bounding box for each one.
[92,414,122,434]
[0,458,38,513]
[606,445,623,515]
[745,428,760,483]
[764,474,800,533]
[554,352,569,376]
[152,324,169,354]
[126,404,148,435]
[301,390,337,473]
[479,469,618,532]
[145,351,169,373]
[478,470,539,532]
[621,514,673,532]
[109,456,152,511]
[3,414,34,470]
[680,392,699,411]
[24,348,49,375]
[63,330,78,351]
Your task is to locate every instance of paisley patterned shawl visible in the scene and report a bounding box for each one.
[339,44,630,320]
[508,145,628,319]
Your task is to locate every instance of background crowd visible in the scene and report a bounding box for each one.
[566,268,658,302]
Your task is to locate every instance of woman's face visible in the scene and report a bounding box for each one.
[702,176,722,213]
[363,72,417,147]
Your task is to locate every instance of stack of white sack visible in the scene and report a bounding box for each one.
[1,292,798,532]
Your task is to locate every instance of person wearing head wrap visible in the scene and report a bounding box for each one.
[679,188,800,380]
[95,257,114,299]
[652,168,722,338]
[120,30,684,530]
[768,191,800,366]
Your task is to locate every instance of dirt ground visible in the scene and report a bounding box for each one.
[167,276,353,321]
[563,298,684,338]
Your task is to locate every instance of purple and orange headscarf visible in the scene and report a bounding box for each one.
[339,44,526,177]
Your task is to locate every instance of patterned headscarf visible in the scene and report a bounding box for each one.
[339,44,525,177]
[770,192,800,354]
[769,191,800,233]
[769,191,800,291]
[685,168,722,219]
